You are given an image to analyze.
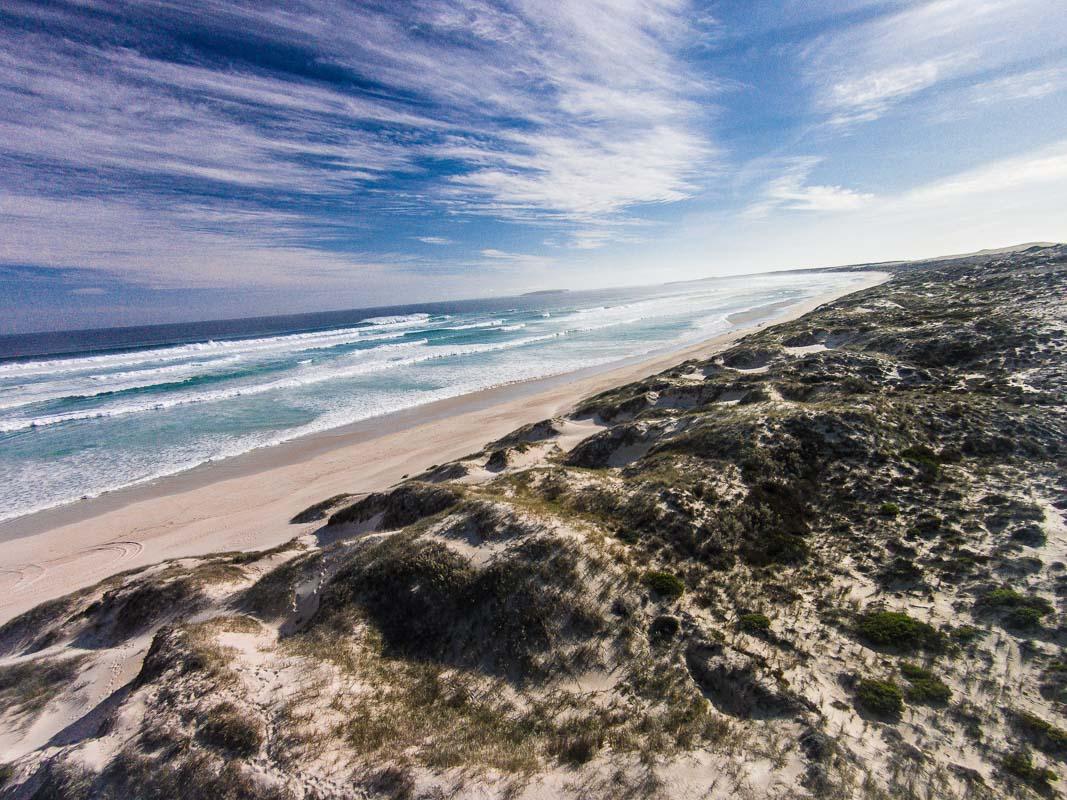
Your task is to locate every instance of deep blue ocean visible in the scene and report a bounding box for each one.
[0,271,865,522]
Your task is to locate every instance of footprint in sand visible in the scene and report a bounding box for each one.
[0,563,47,593]
[66,640,141,723]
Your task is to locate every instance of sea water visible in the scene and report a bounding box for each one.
[0,271,866,522]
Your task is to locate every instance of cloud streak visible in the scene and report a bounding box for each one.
[745,158,873,217]
[0,0,715,288]
[804,0,1067,125]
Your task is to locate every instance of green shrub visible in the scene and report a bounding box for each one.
[644,571,685,601]
[978,588,1053,630]
[879,502,900,517]
[1007,607,1046,629]
[738,613,771,634]
[952,625,985,644]
[1003,750,1057,793]
[1017,712,1067,755]
[855,678,904,717]
[900,445,941,479]
[900,663,951,704]
[738,481,811,566]
[855,610,944,652]
[980,588,1053,614]
[741,528,810,566]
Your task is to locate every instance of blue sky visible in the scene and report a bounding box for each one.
[1,0,1066,333]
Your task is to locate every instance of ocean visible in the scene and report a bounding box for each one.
[0,271,865,522]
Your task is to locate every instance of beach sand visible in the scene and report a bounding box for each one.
[0,273,887,624]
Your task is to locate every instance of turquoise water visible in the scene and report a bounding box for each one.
[0,272,865,521]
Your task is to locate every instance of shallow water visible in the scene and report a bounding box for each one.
[0,272,863,521]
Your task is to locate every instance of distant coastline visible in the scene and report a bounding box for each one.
[0,270,888,625]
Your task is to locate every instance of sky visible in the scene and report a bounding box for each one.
[1,0,1066,333]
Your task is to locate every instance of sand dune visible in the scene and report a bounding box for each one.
[0,274,887,626]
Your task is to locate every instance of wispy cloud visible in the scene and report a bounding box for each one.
[824,58,960,125]
[2,0,1065,329]
[0,0,715,286]
[478,248,556,269]
[0,193,392,288]
[970,64,1067,105]
[804,0,1067,125]
[745,158,873,217]
[443,126,708,219]
[899,138,1067,207]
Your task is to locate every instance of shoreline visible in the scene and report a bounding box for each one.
[0,272,887,624]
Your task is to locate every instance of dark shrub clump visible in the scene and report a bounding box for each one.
[899,663,951,704]
[1016,711,1067,756]
[977,588,1053,630]
[644,571,685,601]
[197,702,264,758]
[738,613,772,635]
[648,615,680,645]
[855,610,944,652]
[855,678,904,718]
[1003,750,1057,794]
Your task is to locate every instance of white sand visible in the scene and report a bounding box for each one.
[0,273,887,625]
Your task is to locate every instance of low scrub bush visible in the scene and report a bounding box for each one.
[899,663,951,705]
[977,588,1053,630]
[1016,711,1067,756]
[855,610,944,652]
[644,571,685,601]
[1003,750,1057,794]
[855,678,904,718]
[738,613,771,634]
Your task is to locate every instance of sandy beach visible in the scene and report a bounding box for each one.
[0,272,886,625]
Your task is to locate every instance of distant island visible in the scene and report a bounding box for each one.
[520,288,569,296]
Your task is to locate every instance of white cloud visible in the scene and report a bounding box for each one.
[445,125,709,219]
[970,64,1067,105]
[805,0,1067,124]
[0,42,416,196]
[0,194,393,288]
[826,58,956,125]
[899,138,1067,206]
[478,248,556,269]
[415,237,454,245]
[650,139,1067,284]
[746,158,873,217]
[0,0,717,288]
